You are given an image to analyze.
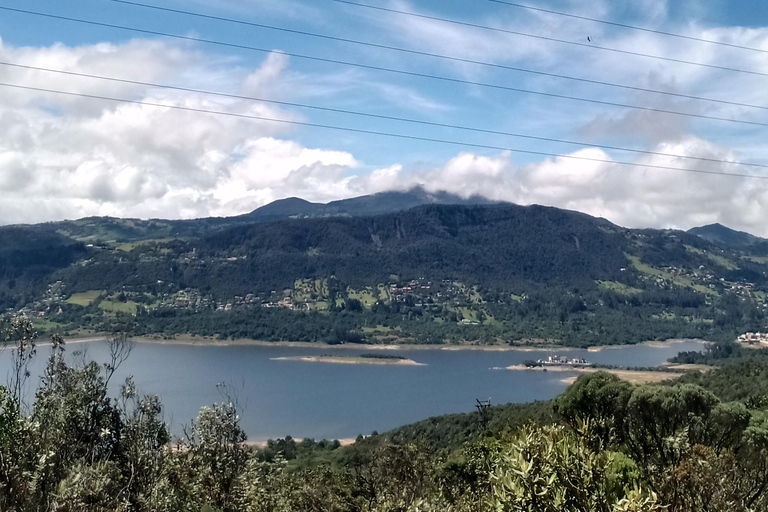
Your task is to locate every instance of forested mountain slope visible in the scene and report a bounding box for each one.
[689,223,765,249]
[0,228,86,310]
[197,203,629,291]
[2,202,768,347]
[22,187,493,247]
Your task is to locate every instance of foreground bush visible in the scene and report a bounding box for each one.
[2,319,768,511]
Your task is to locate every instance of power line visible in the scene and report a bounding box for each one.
[2,6,767,128]
[327,0,768,79]
[484,0,768,55]
[101,0,768,113]
[2,80,766,181]
[3,59,767,170]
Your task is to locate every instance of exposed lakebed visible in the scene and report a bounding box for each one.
[0,339,706,441]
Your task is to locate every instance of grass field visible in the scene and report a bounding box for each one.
[347,287,379,307]
[99,299,139,314]
[32,317,64,332]
[468,286,484,304]
[626,254,716,296]
[117,238,178,252]
[306,301,329,311]
[66,290,104,306]
[685,245,739,270]
[293,279,329,303]
[745,256,768,265]
[597,280,643,295]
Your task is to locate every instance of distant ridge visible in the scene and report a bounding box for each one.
[12,188,498,247]
[240,187,499,221]
[688,223,763,248]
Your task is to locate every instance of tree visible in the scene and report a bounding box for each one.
[3,316,37,406]
[554,372,633,448]
[489,424,660,512]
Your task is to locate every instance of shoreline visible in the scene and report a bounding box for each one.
[271,355,425,366]
[61,333,708,353]
[507,364,698,386]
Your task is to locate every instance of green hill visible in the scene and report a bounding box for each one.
[2,201,767,346]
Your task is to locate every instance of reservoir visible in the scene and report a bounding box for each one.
[0,339,706,441]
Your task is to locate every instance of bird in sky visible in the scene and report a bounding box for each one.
[587,36,592,42]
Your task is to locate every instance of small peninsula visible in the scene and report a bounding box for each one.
[271,353,425,366]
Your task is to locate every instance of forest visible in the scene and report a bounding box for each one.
[3,204,768,347]
[3,318,768,511]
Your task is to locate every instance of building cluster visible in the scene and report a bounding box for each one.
[636,263,765,302]
[737,332,768,345]
[135,276,487,318]
[21,281,66,317]
[537,355,592,366]
[389,278,432,303]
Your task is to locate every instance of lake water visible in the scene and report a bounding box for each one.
[0,339,706,441]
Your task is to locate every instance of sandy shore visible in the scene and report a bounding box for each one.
[662,363,713,372]
[271,355,425,366]
[62,333,708,354]
[585,338,707,353]
[507,364,692,386]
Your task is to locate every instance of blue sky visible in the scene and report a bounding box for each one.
[1,0,768,234]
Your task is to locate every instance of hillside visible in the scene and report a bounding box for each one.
[0,228,86,310]
[688,223,764,248]
[28,187,494,247]
[197,203,629,290]
[6,315,768,511]
[2,202,768,346]
[239,188,495,223]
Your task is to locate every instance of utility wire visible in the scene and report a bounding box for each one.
[485,0,768,55]
[2,80,766,181]
[102,0,768,113]
[2,6,767,128]
[4,59,767,170]
[327,0,768,79]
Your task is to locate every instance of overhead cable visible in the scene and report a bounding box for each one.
[327,0,768,79]
[1,6,766,128]
[100,0,768,113]
[484,0,768,55]
[3,59,767,169]
[2,81,766,181]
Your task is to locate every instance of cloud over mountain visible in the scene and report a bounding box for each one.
[1,0,768,235]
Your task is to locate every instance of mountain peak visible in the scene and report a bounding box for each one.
[247,197,318,218]
[688,223,763,248]
[243,188,499,221]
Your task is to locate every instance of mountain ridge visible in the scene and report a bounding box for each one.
[688,223,765,248]
[1,200,767,347]
[14,187,498,246]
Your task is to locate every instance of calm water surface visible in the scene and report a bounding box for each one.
[0,340,706,441]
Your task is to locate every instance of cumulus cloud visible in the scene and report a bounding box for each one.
[0,39,359,223]
[2,1,768,240]
[388,139,768,237]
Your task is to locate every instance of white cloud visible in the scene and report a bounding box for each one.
[392,138,768,237]
[0,39,349,223]
[2,3,768,241]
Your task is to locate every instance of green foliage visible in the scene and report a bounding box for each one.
[386,401,557,452]
[677,360,768,402]
[555,372,633,448]
[489,425,653,512]
[6,321,768,510]
[7,204,768,347]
